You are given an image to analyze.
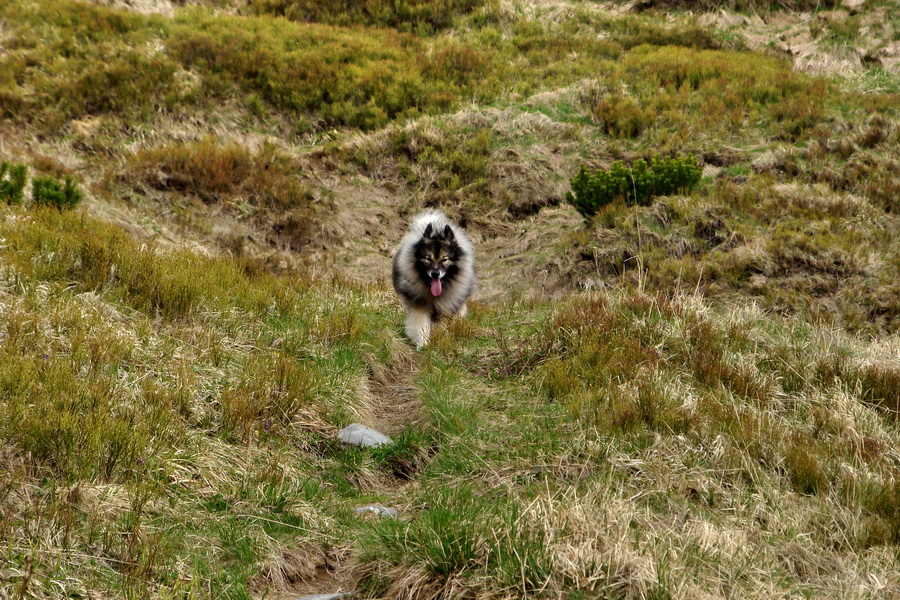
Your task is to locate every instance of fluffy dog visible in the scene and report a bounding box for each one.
[392,210,476,348]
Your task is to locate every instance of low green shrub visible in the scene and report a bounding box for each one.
[32,175,84,210]
[0,161,28,205]
[566,155,701,218]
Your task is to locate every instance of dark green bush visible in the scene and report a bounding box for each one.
[0,161,28,205]
[566,155,701,218]
[32,175,84,210]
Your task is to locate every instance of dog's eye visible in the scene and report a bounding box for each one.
[440,257,449,263]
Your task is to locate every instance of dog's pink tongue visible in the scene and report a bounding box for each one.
[431,278,442,297]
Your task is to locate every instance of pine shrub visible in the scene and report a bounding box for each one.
[566,154,701,219]
[0,161,28,205]
[32,175,84,210]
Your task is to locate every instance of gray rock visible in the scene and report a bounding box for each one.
[295,594,349,600]
[354,504,399,518]
[337,423,393,448]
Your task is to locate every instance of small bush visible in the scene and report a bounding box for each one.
[566,155,701,218]
[32,175,84,210]
[0,161,28,205]
[594,95,655,138]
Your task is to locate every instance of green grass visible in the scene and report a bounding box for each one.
[352,291,900,597]
[0,205,401,597]
[2,195,900,598]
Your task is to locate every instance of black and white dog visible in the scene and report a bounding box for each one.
[392,211,476,348]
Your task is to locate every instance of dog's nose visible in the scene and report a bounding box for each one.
[430,270,440,279]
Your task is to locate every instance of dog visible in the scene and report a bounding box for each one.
[392,210,476,348]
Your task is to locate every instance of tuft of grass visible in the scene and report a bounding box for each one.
[166,8,492,129]
[370,427,435,480]
[0,0,181,131]
[360,484,552,597]
[783,434,830,496]
[0,0,476,131]
[219,354,322,443]
[119,136,322,250]
[594,94,656,138]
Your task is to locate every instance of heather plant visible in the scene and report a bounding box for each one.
[594,94,655,138]
[0,161,27,205]
[32,175,84,210]
[566,155,702,218]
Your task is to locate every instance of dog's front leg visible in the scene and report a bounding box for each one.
[405,307,433,349]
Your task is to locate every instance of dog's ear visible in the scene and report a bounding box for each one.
[442,224,455,241]
[423,223,433,238]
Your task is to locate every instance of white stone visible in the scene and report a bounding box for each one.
[337,423,393,448]
[354,504,399,518]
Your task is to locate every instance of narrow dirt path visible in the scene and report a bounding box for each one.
[365,351,424,438]
[260,350,426,600]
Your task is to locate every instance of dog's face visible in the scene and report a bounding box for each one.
[413,223,461,297]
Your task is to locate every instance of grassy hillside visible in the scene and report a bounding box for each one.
[1,0,899,598]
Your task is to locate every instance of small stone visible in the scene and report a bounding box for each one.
[337,423,393,448]
[354,504,399,518]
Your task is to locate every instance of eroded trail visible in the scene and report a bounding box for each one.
[260,350,427,600]
[363,351,424,438]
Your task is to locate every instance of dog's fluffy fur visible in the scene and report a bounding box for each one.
[392,211,476,347]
